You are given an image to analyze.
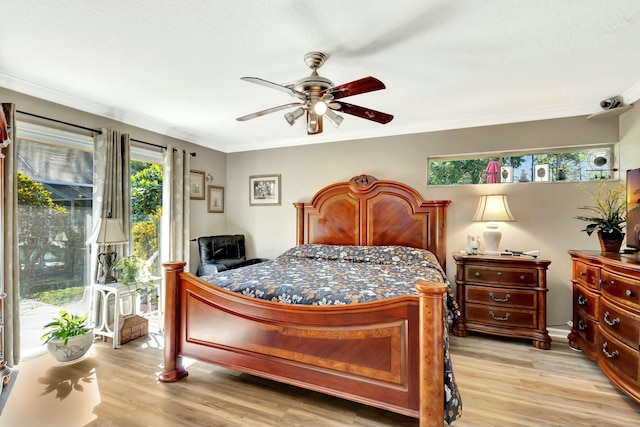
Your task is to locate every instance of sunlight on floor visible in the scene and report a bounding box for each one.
[0,347,100,427]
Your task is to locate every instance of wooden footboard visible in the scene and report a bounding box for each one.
[160,262,447,427]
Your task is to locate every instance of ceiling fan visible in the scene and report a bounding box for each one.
[236,52,393,135]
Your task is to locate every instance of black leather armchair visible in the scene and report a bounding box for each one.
[196,234,267,276]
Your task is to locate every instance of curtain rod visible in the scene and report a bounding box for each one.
[131,138,196,156]
[17,110,196,156]
[17,110,102,134]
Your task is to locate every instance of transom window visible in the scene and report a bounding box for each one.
[427,145,617,186]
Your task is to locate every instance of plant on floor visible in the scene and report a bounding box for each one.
[41,310,91,346]
[41,310,94,362]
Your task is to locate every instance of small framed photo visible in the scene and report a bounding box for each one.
[500,166,514,183]
[189,170,206,200]
[534,164,550,182]
[207,185,224,213]
[249,174,281,206]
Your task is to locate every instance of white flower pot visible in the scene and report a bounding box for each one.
[46,331,94,363]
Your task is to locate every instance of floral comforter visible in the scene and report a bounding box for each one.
[201,244,462,423]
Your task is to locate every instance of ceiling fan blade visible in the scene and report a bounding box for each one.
[236,102,303,121]
[307,111,323,135]
[325,77,386,100]
[333,102,394,124]
[240,77,307,100]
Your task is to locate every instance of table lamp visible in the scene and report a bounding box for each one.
[89,214,128,283]
[472,194,515,254]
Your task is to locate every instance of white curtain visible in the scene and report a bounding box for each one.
[92,129,132,280]
[161,144,190,269]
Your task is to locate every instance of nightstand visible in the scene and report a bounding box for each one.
[452,253,552,349]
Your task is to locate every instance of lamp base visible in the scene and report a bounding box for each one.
[97,246,118,284]
[483,223,502,254]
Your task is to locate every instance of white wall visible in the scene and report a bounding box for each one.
[226,116,627,328]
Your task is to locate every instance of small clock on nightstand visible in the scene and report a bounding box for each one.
[451,253,552,349]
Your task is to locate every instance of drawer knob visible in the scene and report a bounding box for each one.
[577,294,587,306]
[580,271,586,276]
[599,279,604,285]
[610,280,616,285]
[489,292,510,303]
[625,289,633,297]
[603,311,621,327]
[602,342,619,359]
[578,320,587,331]
[520,275,526,281]
[489,311,510,322]
[474,272,480,277]
[497,272,502,276]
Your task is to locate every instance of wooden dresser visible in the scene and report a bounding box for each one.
[567,250,640,404]
[452,253,552,349]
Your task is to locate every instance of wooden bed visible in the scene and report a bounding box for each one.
[160,174,455,426]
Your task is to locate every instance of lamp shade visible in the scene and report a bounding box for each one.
[472,194,515,254]
[473,194,515,222]
[89,217,128,244]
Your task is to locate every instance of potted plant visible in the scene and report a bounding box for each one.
[575,182,626,253]
[115,254,157,312]
[41,310,94,362]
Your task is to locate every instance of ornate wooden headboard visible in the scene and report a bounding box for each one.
[294,174,451,268]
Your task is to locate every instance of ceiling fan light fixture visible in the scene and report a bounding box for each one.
[313,100,328,115]
[284,107,305,126]
[325,109,344,128]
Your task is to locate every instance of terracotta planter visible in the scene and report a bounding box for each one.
[598,231,624,254]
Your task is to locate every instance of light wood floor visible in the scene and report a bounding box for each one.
[1,331,639,427]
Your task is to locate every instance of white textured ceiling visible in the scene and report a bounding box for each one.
[1,1,640,153]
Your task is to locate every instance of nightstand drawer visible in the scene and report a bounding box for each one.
[573,284,599,319]
[599,297,640,349]
[598,328,639,384]
[463,265,537,287]
[465,285,536,309]
[601,270,640,309]
[573,261,600,290]
[466,303,537,328]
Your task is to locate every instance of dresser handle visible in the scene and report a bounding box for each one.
[599,279,604,285]
[603,311,620,326]
[520,275,526,281]
[580,271,586,276]
[489,311,510,321]
[489,292,510,303]
[610,280,616,285]
[578,320,587,331]
[474,272,480,277]
[625,289,632,297]
[602,342,619,359]
[497,272,502,276]
[577,294,587,306]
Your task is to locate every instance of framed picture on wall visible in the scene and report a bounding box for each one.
[249,174,281,206]
[207,185,224,213]
[189,170,206,200]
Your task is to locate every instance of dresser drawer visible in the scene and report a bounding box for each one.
[598,328,639,384]
[573,260,600,290]
[575,310,598,347]
[601,269,640,309]
[599,297,640,349]
[466,285,536,309]
[463,265,537,287]
[466,303,537,328]
[573,284,599,319]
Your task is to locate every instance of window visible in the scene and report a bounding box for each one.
[427,145,617,186]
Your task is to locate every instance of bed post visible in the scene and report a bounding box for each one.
[158,261,189,383]
[416,280,446,427]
